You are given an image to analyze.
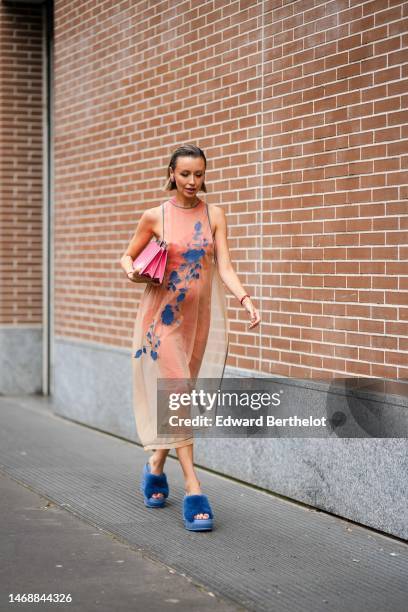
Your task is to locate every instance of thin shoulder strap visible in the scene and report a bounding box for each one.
[205,202,217,264]
[162,202,165,243]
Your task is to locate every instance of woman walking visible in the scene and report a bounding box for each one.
[120,144,260,531]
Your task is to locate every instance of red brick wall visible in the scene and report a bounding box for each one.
[261,0,408,380]
[0,2,43,326]
[53,0,407,380]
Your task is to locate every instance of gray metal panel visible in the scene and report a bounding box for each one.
[0,396,407,612]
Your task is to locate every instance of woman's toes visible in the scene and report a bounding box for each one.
[152,492,163,498]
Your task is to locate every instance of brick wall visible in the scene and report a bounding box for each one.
[261,0,408,381]
[53,0,407,380]
[0,1,43,326]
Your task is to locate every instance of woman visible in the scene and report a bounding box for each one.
[120,144,260,531]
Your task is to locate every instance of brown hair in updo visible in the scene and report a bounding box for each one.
[163,144,207,192]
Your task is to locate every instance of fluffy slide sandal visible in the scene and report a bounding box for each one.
[139,462,169,508]
[183,494,214,531]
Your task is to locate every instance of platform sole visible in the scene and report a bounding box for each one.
[184,518,213,531]
[139,483,167,508]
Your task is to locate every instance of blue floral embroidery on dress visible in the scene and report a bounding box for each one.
[161,304,174,325]
[134,220,208,361]
[134,321,160,360]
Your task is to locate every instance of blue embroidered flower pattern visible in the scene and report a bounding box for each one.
[161,304,174,325]
[134,220,208,361]
[134,321,160,360]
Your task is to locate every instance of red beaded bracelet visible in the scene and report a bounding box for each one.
[240,293,250,305]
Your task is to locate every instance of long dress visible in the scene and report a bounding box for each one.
[131,194,229,451]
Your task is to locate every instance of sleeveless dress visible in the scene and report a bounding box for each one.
[131,195,230,451]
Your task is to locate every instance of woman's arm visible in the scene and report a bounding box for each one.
[119,208,156,280]
[213,206,260,330]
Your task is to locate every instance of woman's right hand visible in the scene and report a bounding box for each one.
[126,270,139,283]
[127,269,147,283]
[127,269,156,285]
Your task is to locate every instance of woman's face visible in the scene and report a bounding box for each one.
[170,156,205,197]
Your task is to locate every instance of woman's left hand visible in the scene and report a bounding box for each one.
[243,298,260,329]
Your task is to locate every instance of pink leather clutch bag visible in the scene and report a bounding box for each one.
[130,203,168,285]
[132,238,168,285]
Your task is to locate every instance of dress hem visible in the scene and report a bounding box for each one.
[143,437,194,451]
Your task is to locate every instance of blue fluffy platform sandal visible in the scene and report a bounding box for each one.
[183,494,214,531]
[139,462,169,508]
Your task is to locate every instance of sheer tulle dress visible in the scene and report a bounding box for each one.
[131,195,229,451]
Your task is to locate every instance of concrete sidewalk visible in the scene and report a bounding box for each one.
[0,395,407,612]
[0,470,239,612]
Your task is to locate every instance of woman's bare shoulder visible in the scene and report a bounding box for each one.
[141,204,167,239]
[208,204,224,215]
[206,203,227,237]
[207,203,226,230]
[141,205,161,223]
[208,203,225,214]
